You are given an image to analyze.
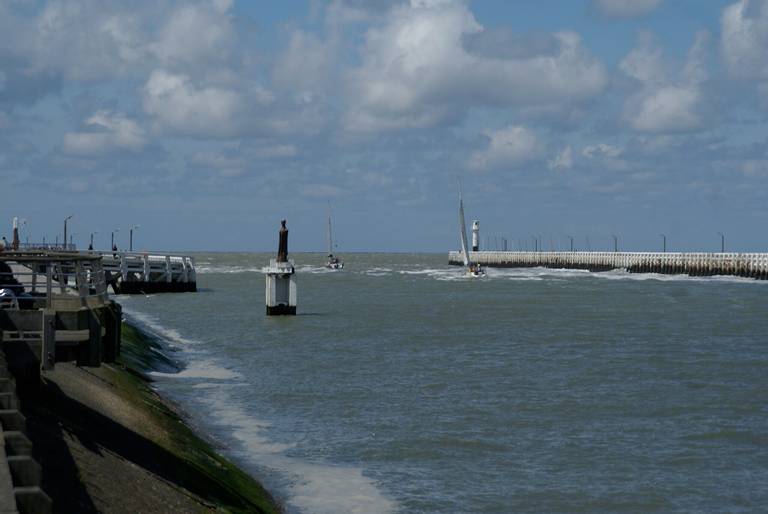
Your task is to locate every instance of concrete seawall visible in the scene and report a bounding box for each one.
[448,251,768,280]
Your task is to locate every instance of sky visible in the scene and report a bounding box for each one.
[2,0,768,253]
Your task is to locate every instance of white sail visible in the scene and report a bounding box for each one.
[458,193,470,267]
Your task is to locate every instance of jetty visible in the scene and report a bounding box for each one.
[96,251,197,294]
[448,251,768,279]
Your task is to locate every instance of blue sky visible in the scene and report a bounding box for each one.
[2,0,768,253]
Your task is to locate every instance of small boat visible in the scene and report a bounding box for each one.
[326,255,343,270]
[325,205,344,270]
[458,186,485,278]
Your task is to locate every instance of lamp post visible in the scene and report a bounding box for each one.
[567,235,574,252]
[63,214,73,250]
[717,232,724,253]
[660,234,666,253]
[129,225,140,252]
[111,228,120,250]
[90,231,98,251]
[611,234,618,253]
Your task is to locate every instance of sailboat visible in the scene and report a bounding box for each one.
[325,205,344,270]
[458,187,485,278]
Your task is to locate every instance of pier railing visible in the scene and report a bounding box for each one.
[16,242,77,251]
[448,251,768,280]
[0,250,121,374]
[0,251,109,310]
[95,251,197,293]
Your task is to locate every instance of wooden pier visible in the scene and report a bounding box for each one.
[448,251,768,279]
[97,251,197,294]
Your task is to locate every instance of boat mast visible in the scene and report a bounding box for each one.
[458,181,470,267]
[327,203,333,257]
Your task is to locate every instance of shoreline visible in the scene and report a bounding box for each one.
[16,320,282,513]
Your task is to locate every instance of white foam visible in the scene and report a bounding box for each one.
[197,388,397,514]
[123,309,240,381]
[196,265,263,274]
[123,309,203,346]
[288,463,396,514]
[361,267,393,277]
[397,265,767,285]
[398,267,499,282]
[150,360,241,380]
[120,307,397,512]
[590,268,768,284]
[297,265,336,274]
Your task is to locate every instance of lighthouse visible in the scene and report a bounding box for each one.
[263,220,297,315]
[471,220,480,252]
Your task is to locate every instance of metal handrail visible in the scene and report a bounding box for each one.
[16,243,77,251]
[0,256,109,309]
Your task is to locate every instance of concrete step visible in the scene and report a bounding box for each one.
[7,457,39,488]
[0,413,24,433]
[13,486,51,514]
[0,380,15,395]
[0,396,16,411]
[2,433,31,458]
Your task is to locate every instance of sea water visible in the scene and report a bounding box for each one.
[116,253,768,514]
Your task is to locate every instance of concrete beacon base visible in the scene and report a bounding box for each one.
[266,305,297,316]
[263,260,297,316]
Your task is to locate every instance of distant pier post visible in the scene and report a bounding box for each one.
[264,220,297,315]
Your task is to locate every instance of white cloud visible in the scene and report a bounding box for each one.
[721,0,768,79]
[272,30,338,95]
[468,125,540,171]
[722,0,768,105]
[143,70,241,137]
[548,145,573,170]
[620,31,709,133]
[632,86,701,132]
[619,32,664,84]
[593,0,663,18]
[345,0,606,131]
[151,1,235,67]
[29,1,149,80]
[62,111,146,155]
[1,1,237,86]
[582,143,622,159]
[579,142,631,173]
